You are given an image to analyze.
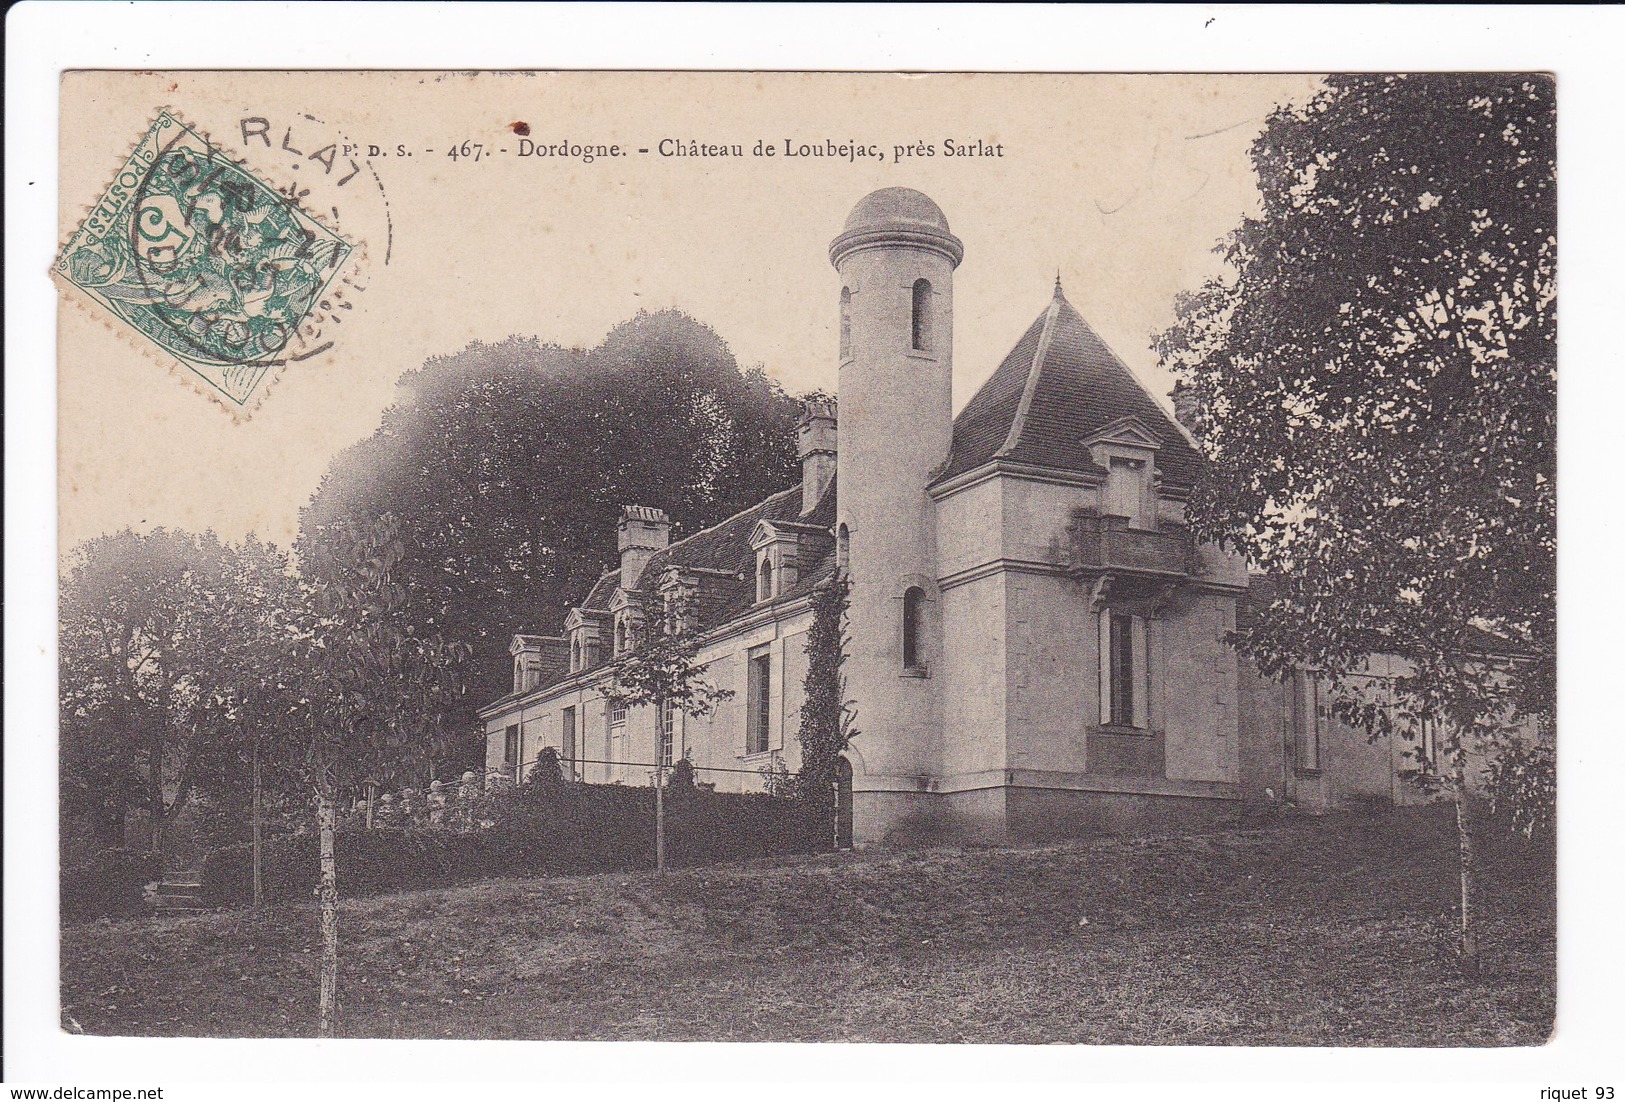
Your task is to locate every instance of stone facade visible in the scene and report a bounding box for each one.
[480,187,1497,844]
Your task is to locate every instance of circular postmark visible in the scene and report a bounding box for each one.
[232,112,393,268]
[130,129,348,372]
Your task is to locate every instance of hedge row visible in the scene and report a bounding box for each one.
[202,782,823,905]
[62,847,160,921]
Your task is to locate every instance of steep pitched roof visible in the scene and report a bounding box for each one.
[933,283,1203,489]
[578,570,621,611]
[516,482,840,700]
[635,483,837,631]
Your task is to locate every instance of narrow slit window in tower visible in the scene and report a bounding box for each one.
[902,585,926,670]
[839,287,853,360]
[911,279,932,351]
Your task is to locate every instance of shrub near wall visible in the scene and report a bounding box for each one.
[62,847,161,921]
[202,783,822,906]
[200,830,480,906]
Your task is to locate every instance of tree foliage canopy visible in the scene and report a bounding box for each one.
[59,529,297,854]
[297,310,804,742]
[1157,74,1555,760]
[599,595,734,723]
[297,513,473,790]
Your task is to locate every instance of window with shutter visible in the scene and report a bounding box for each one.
[746,647,772,755]
[1099,610,1150,729]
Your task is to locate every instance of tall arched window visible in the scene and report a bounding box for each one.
[570,638,582,672]
[902,585,926,670]
[758,556,774,602]
[836,523,850,574]
[911,279,932,352]
[614,620,626,655]
[839,287,853,361]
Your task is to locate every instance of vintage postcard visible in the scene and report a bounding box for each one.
[50,67,1556,1057]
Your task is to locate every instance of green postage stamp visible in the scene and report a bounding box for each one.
[55,110,354,412]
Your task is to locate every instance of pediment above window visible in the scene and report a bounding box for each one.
[607,587,643,615]
[564,607,606,634]
[657,565,697,595]
[749,520,788,553]
[1081,416,1163,458]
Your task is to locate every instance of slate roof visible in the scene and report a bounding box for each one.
[933,283,1204,489]
[533,636,571,682]
[577,572,621,611]
[509,481,839,701]
[636,482,838,630]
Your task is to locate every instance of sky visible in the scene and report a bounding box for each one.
[56,71,1323,552]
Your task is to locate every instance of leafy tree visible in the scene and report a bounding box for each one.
[297,310,804,752]
[59,530,295,859]
[600,595,733,870]
[292,513,471,1035]
[793,575,859,845]
[1156,74,1555,975]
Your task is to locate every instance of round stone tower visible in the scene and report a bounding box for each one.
[829,188,962,837]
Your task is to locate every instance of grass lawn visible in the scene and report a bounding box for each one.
[61,806,1554,1044]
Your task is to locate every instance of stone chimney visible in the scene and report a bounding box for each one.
[797,398,837,515]
[617,505,670,587]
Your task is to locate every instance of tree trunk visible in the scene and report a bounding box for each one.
[94,802,126,849]
[251,743,263,909]
[1451,748,1480,979]
[655,757,666,873]
[654,691,670,872]
[317,773,340,1038]
[149,731,165,860]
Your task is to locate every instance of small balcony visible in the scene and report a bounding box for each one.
[1058,512,1197,579]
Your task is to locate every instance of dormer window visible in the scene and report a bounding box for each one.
[511,636,553,695]
[657,566,698,635]
[564,609,604,673]
[1104,456,1149,528]
[611,614,640,656]
[1082,417,1163,532]
[749,520,801,604]
[609,592,644,657]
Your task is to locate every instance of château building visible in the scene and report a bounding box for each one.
[480,188,1478,844]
